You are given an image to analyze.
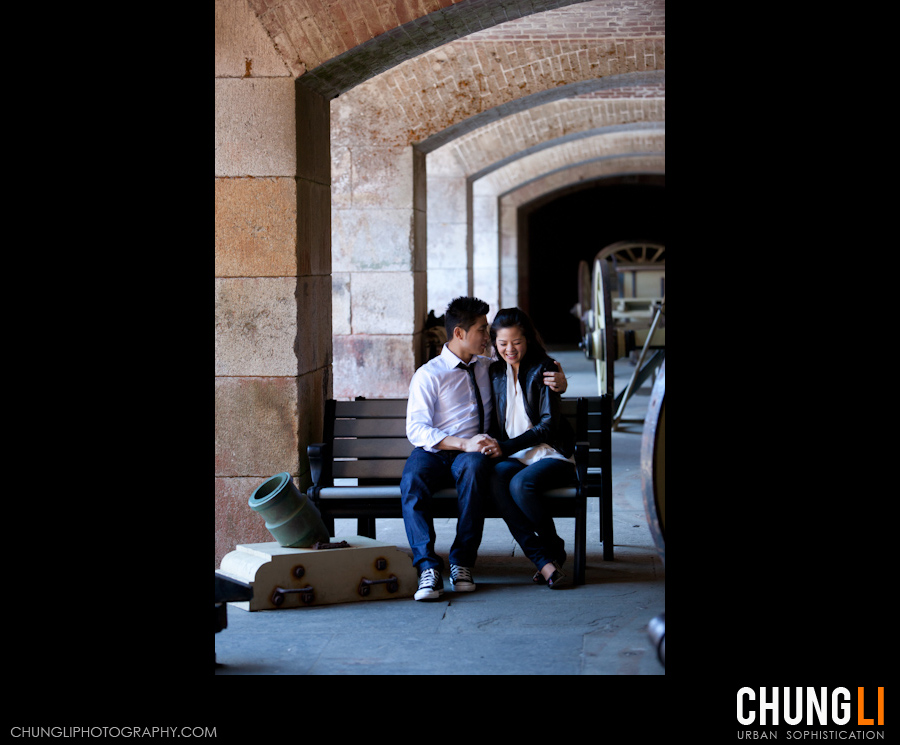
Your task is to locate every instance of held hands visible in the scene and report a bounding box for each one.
[466,433,502,458]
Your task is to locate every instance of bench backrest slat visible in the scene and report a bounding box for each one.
[335,399,407,418]
[334,419,407,438]
[587,431,604,449]
[333,460,409,479]
[334,438,414,459]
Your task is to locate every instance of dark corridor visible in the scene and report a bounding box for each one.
[523,178,665,345]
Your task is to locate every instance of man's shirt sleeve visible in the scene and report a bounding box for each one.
[406,367,449,451]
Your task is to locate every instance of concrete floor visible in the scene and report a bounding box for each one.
[215,347,665,675]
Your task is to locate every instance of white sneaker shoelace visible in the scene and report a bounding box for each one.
[418,567,441,589]
[450,565,472,583]
[450,565,475,590]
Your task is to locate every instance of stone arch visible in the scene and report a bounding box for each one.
[501,160,665,317]
[252,0,600,90]
[470,127,664,312]
[425,86,663,314]
[333,44,664,150]
[418,70,665,153]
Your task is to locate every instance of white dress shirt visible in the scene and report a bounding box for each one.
[406,344,494,452]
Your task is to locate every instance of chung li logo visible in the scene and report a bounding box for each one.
[736,687,885,740]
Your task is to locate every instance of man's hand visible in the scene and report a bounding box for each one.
[466,433,501,458]
[543,360,568,393]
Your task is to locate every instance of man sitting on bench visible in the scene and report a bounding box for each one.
[401,296,566,601]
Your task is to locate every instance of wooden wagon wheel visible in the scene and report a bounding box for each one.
[591,256,615,396]
[576,259,593,359]
[596,240,666,271]
[588,240,664,396]
[641,359,665,565]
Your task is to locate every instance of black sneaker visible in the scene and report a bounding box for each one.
[414,567,444,601]
[449,564,476,592]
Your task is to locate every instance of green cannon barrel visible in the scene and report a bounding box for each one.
[248,472,330,548]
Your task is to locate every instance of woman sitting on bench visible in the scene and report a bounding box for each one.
[484,308,576,589]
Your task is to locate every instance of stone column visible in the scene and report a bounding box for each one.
[214,0,332,566]
[426,147,470,315]
[331,135,426,398]
[472,179,501,320]
[499,198,519,308]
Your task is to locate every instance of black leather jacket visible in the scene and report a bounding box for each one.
[488,355,575,458]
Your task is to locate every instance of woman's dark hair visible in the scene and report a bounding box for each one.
[490,307,548,363]
[445,296,489,337]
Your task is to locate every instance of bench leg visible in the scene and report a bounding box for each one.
[574,498,586,585]
[357,517,376,538]
[601,470,614,561]
[322,514,335,538]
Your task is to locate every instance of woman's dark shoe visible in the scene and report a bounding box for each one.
[532,561,554,583]
[546,567,566,589]
[534,561,566,587]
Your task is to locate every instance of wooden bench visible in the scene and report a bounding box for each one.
[307,395,613,585]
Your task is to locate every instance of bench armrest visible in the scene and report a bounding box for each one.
[307,442,331,492]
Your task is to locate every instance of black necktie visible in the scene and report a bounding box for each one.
[458,361,484,433]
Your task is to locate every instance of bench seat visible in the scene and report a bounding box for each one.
[313,485,578,499]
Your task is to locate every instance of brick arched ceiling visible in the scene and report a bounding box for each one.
[330,1,664,150]
[480,123,664,184]
[503,157,665,209]
[477,128,664,194]
[248,0,604,94]
[438,95,664,180]
[416,71,664,151]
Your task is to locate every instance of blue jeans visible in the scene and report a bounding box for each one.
[400,448,493,572]
[492,457,573,571]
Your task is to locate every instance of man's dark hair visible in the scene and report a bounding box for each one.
[444,296,489,338]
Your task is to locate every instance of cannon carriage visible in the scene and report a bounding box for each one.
[575,241,665,429]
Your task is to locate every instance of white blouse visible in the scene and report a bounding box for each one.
[505,364,574,465]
